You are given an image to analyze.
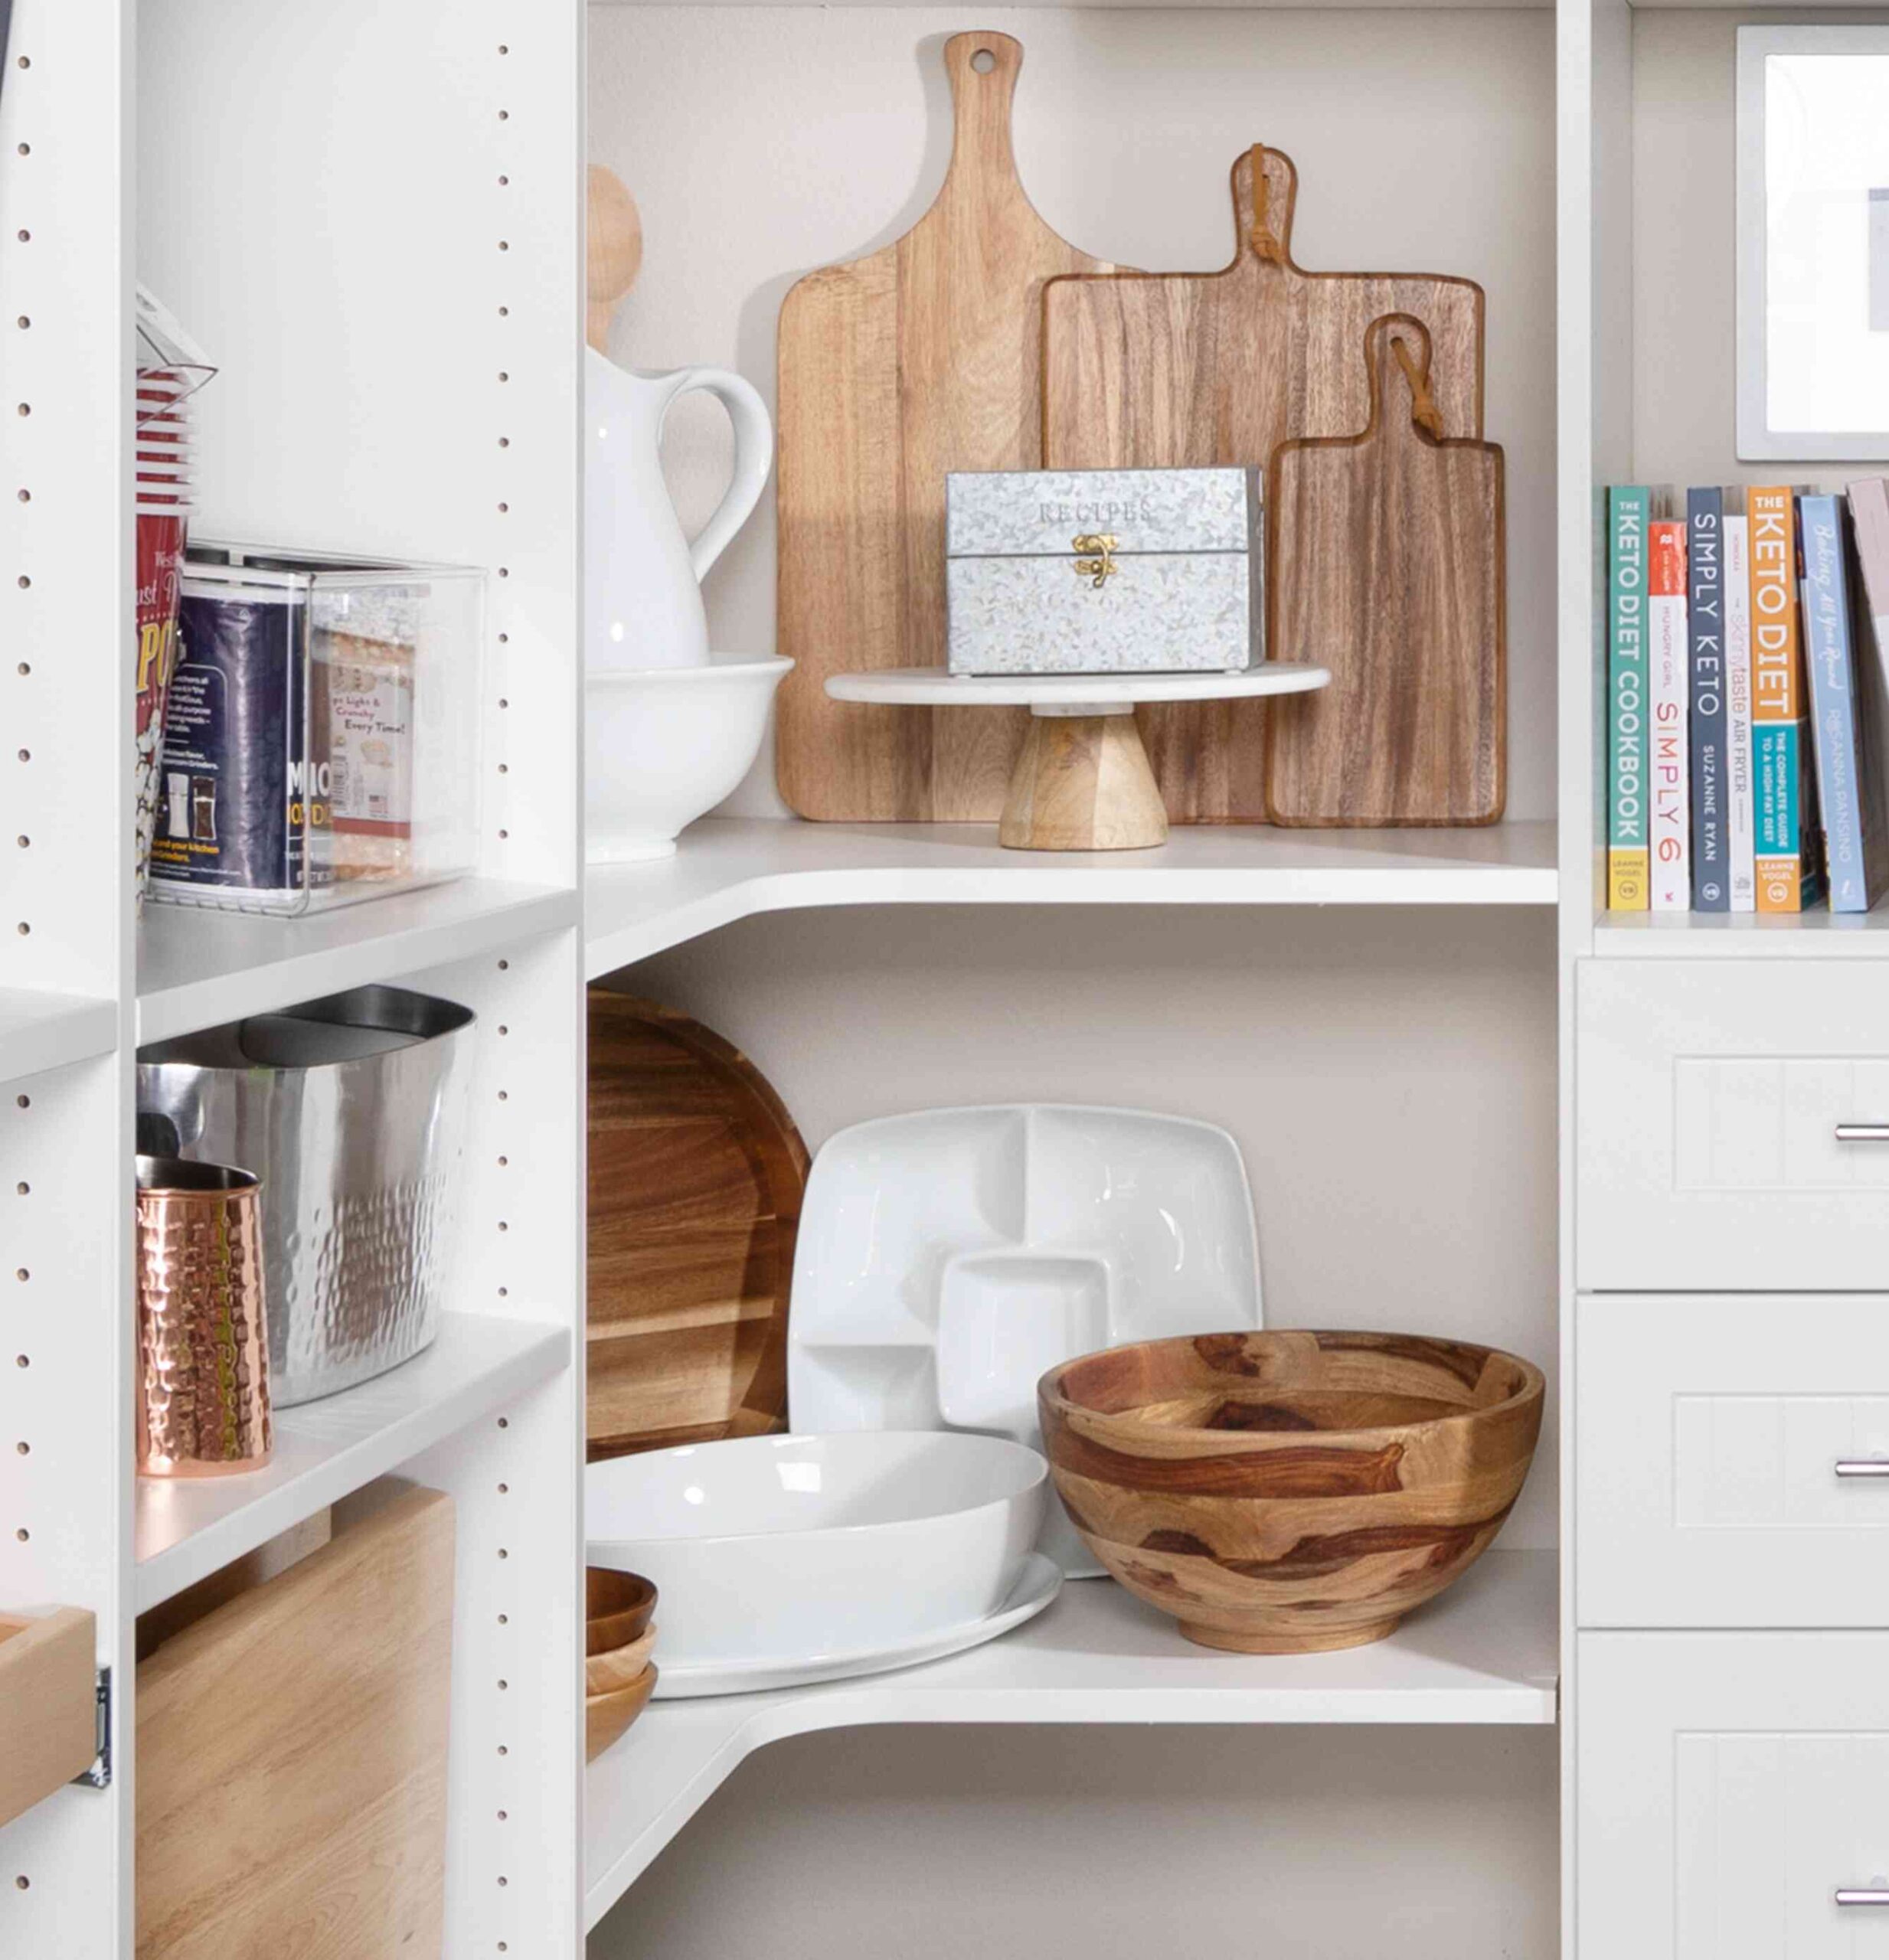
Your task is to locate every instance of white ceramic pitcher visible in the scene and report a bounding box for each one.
[585,346,773,672]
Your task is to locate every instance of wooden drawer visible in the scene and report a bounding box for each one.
[1578,1294,1889,1627]
[0,1606,95,1830]
[1580,1632,1889,1957]
[1577,959,1889,1291]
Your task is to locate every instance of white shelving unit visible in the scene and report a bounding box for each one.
[585,1549,1557,1929]
[0,0,585,1954]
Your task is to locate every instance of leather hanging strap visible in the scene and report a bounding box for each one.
[1390,332,1446,439]
[1247,145,1285,264]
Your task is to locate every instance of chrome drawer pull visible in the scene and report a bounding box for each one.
[1835,1124,1889,1142]
[1835,1461,1889,1478]
[1836,1890,1889,1906]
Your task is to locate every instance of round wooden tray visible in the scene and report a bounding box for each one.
[586,991,809,1461]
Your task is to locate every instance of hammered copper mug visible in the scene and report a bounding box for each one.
[135,1155,273,1476]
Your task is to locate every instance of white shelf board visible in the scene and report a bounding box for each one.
[587,818,1558,978]
[138,877,577,1044]
[1594,907,1889,956]
[0,987,116,1082]
[584,1547,1557,1927]
[134,1311,570,1613]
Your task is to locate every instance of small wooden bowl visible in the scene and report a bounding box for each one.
[585,1664,657,1762]
[586,1569,655,1658]
[1039,1330,1544,1655]
[585,1624,656,1697]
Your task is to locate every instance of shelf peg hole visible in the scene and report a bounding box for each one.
[15,1093,29,1108]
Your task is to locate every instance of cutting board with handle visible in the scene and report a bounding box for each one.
[1264,314,1505,826]
[776,31,1122,821]
[1041,145,1485,822]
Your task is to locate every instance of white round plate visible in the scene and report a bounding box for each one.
[824,662,1328,710]
[649,1552,1064,1700]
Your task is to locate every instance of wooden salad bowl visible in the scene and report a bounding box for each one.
[1038,1330,1544,1655]
[585,1625,657,1697]
[587,1568,656,1658]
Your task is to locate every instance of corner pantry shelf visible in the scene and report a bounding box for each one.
[134,1310,570,1613]
[138,877,579,1046]
[0,987,117,1083]
[586,818,1558,978]
[584,1547,1556,1927]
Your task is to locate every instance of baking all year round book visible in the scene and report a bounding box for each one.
[1748,485,1822,913]
[1649,518,1690,912]
[1607,487,1651,910]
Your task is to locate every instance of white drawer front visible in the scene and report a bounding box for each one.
[1577,959,1889,1289]
[1580,1633,1889,1958]
[1579,1295,1889,1626]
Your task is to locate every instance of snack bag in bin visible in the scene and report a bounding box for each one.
[133,511,188,896]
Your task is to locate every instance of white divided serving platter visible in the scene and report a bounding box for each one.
[651,1553,1064,1699]
[788,1105,1263,1575]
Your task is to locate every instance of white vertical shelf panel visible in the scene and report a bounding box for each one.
[0,2,134,1956]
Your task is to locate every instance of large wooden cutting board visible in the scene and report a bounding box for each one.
[587,990,808,1459]
[1041,145,1485,822]
[136,1487,453,1960]
[1265,315,1505,826]
[776,31,1121,821]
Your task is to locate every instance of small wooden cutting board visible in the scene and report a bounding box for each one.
[1264,314,1505,827]
[775,31,1122,822]
[1041,146,1485,822]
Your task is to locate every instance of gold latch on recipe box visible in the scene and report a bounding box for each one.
[1070,534,1118,589]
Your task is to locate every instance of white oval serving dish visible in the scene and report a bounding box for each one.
[586,1431,1047,1668]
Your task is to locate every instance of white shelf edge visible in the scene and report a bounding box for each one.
[583,1547,1557,1929]
[138,877,579,1046]
[1592,908,1889,957]
[586,818,1559,979]
[0,988,117,1083]
[134,1311,570,1613]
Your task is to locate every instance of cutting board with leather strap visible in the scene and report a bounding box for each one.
[587,989,809,1459]
[775,30,1121,821]
[1041,145,1485,822]
[1265,314,1505,826]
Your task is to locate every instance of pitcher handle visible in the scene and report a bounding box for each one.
[661,367,773,583]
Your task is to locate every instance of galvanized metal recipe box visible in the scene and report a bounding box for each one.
[945,467,1264,676]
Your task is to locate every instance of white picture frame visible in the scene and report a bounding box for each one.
[1737,25,1889,461]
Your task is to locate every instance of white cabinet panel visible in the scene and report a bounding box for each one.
[1580,1634,1889,1957]
[1577,960,1889,1289]
[1579,1295,1889,1626]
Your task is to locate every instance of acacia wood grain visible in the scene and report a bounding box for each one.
[586,1665,657,1763]
[1041,147,1485,823]
[998,713,1169,851]
[1265,315,1505,826]
[775,31,1121,822]
[587,990,808,1459]
[1039,1330,1541,1654]
[135,1488,453,1958]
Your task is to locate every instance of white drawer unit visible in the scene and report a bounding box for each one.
[1580,1633,1889,1957]
[1577,960,1889,1292]
[1577,1295,1889,1627]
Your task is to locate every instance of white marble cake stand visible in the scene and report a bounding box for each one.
[825,664,1331,851]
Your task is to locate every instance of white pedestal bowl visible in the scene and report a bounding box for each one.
[585,653,792,863]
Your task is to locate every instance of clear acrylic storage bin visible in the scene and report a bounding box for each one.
[149,544,485,915]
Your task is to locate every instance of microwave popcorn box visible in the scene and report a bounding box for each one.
[148,544,484,916]
[945,468,1263,676]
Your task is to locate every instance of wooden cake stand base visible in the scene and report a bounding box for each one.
[825,665,1331,851]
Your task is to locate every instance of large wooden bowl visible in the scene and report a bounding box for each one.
[1038,1330,1544,1655]
[585,1665,657,1762]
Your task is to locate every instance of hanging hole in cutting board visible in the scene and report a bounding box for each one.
[971,48,995,73]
